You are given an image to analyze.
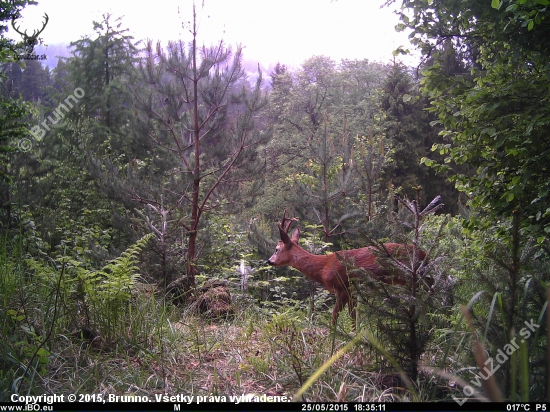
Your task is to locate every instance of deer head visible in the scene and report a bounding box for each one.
[267,210,299,266]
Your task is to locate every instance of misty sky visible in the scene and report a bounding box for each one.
[7,0,418,68]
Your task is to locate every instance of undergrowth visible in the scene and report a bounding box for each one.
[0,228,427,401]
[1,213,549,402]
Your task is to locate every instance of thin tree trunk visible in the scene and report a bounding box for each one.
[187,4,200,287]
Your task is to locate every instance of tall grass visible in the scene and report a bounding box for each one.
[0,232,183,399]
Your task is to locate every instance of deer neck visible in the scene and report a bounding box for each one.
[289,245,329,279]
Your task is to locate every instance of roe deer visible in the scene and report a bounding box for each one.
[267,211,426,325]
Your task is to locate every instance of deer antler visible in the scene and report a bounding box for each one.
[11,13,49,47]
[279,209,298,233]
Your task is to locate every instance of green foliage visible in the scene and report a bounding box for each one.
[0,230,185,399]
[199,214,252,276]
[65,13,141,153]
[264,310,315,386]
[379,63,456,208]
[0,233,56,399]
[2,14,142,265]
[456,216,549,400]
[2,60,52,104]
[354,195,451,380]
[0,95,32,169]
[9,120,124,265]
[63,233,153,344]
[397,0,550,238]
[83,233,151,300]
[9,0,550,401]
[0,1,36,231]
[131,15,267,284]
[352,131,393,221]
[389,0,550,397]
[258,57,390,235]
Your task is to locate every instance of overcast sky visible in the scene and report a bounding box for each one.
[7,0,418,68]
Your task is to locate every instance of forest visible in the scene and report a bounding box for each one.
[1,0,550,404]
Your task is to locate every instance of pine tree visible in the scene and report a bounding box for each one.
[0,0,35,231]
[9,14,143,262]
[379,63,457,211]
[133,4,266,287]
[64,13,141,157]
[19,60,50,102]
[259,58,390,240]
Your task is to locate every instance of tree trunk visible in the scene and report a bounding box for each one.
[186,4,200,287]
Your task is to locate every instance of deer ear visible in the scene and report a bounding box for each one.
[291,227,300,243]
[279,225,291,245]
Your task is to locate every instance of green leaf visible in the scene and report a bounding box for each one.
[420,157,434,167]
[491,0,501,9]
[395,23,407,32]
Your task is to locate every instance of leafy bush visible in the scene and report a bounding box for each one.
[443,214,550,401]
[0,232,154,399]
[0,234,56,400]
[64,233,153,345]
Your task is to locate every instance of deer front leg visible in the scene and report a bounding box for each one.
[332,289,349,325]
[347,290,357,331]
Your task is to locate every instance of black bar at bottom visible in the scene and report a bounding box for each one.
[0,402,548,412]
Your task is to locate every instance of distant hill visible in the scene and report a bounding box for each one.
[241,59,277,88]
[36,42,281,88]
[35,43,72,69]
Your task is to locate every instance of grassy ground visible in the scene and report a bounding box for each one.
[38,295,417,402]
[0,234,494,403]
[2,235,411,402]
[2,276,433,402]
